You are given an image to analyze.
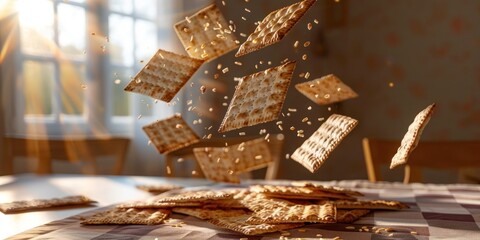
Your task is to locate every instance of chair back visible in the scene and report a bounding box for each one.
[362,138,480,183]
[3,136,130,175]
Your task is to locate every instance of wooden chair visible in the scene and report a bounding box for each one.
[362,138,480,183]
[2,136,130,175]
[165,134,284,180]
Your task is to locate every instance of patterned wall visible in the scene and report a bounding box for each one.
[185,0,480,182]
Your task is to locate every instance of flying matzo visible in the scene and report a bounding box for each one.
[175,4,238,61]
[236,0,317,57]
[124,49,204,102]
[218,61,296,132]
[295,74,358,105]
[390,103,436,169]
[291,114,358,173]
[194,147,241,184]
[143,115,199,154]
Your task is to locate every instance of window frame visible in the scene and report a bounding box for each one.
[9,0,179,137]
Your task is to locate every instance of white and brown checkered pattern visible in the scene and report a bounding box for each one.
[10,181,480,240]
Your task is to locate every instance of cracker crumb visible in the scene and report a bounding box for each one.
[411,231,418,235]
[304,41,311,47]
[346,226,355,230]
[307,22,313,30]
[294,41,300,48]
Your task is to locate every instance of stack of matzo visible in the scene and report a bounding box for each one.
[81,183,408,236]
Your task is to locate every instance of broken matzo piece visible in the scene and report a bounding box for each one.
[291,114,358,173]
[235,0,317,57]
[143,115,200,154]
[81,208,170,225]
[390,103,436,169]
[295,74,358,105]
[208,214,304,235]
[219,61,296,133]
[0,195,95,214]
[124,49,204,102]
[175,4,238,61]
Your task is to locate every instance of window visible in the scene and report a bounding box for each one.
[10,0,178,136]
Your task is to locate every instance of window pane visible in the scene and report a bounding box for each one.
[17,0,55,55]
[134,0,156,20]
[138,95,153,117]
[112,68,132,116]
[23,61,54,115]
[135,20,157,62]
[109,14,133,66]
[58,3,86,57]
[109,0,132,14]
[60,62,85,115]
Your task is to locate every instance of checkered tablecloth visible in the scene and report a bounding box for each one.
[7,180,480,240]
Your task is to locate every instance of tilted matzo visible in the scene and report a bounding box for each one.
[193,138,273,183]
[124,49,204,102]
[333,200,409,210]
[218,61,296,132]
[136,184,183,194]
[250,185,355,200]
[290,181,363,197]
[390,103,436,169]
[208,214,304,235]
[118,201,202,209]
[246,202,336,224]
[291,114,358,173]
[336,209,371,223]
[81,208,170,225]
[295,74,358,105]
[0,195,95,214]
[235,0,317,57]
[143,115,200,154]
[172,208,249,220]
[155,190,234,203]
[175,4,238,61]
[194,147,241,184]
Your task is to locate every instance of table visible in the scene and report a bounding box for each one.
[1,174,480,239]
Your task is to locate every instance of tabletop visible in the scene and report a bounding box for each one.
[1,174,480,240]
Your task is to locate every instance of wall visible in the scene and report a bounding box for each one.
[181,0,480,182]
